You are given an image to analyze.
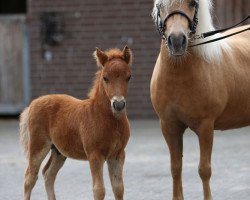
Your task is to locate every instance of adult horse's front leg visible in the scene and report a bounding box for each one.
[89,153,105,200]
[196,120,214,200]
[107,150,125,200]
[160,120,186,200]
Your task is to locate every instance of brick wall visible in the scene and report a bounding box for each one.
[28,0,160,119]
[214,0,249,27]
[27,0,246,119]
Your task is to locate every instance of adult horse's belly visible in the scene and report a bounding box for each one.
[215,117,250,130]
[214,106,250,130]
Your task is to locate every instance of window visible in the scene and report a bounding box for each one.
[0,0,26,14]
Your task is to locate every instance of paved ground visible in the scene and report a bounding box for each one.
[0,119,250,200]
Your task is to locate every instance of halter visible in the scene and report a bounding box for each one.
[156,1,199,40]
[155,1,249,47]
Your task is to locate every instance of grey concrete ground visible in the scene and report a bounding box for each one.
[0,119,250,200]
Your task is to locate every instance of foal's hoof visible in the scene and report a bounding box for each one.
[172,197,184,200]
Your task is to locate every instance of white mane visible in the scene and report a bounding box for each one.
[152,0,231,63]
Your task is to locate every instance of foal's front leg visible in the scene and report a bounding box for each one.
[161,120,186,200]
[89,153,105,200]
[107,150,125,200]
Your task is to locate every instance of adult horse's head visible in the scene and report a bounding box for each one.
[93,46,132,117]
[152,0,200,56]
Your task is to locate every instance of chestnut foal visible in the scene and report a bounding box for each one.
[20,46,132,200]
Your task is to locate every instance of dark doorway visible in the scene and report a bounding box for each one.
[0,0,26,14]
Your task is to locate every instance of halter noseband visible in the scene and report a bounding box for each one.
[156,2,199,40]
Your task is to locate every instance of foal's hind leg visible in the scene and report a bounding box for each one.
[107,151,125,200]
[24,141,51,200]
[42,146,66,200]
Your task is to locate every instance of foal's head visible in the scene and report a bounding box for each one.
[153,0,200,56]
[93,46,132,117]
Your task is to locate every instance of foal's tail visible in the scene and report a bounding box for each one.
[19,107,30,159]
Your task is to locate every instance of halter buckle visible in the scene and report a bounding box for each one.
[194,34,204,39]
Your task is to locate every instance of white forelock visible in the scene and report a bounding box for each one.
[152,0,231,63]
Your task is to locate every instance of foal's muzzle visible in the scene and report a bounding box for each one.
[111,96,126,114]
[167,33,187,56]
[113,100,126,111]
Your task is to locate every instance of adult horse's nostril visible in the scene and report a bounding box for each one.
[181,35,186,46]
[167,33,187,56]
[168,34,186,47]
[168,36,173,47]
[113,100,126,112]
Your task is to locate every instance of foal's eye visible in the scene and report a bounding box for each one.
[127,75,132,82]
[103,76,109,83]
[189,0,197,7]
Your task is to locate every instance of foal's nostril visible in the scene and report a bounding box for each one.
[113,100,126,112]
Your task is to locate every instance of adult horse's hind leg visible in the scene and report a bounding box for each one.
[107,151,125,200]
[24,141,51,200]
[196,120,214,200]
[42,146,66,200]
[160,119,186,200]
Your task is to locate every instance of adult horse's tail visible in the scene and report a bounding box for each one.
[20,107,30,159]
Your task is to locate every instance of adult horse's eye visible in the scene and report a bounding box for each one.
[103,76,109,83]
[189,0,197,7]
[127,75,132,82]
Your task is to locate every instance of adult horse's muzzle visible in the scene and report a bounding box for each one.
[167,33,187,56]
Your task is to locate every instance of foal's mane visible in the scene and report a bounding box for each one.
[88,70,102,99]
[88,48,125,99]
[152,0,231,63]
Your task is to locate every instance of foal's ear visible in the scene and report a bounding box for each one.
[94,48,108,67]
[122,46,132,65]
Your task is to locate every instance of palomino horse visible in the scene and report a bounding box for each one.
[20,46,132,200]
[151,0,250,199]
